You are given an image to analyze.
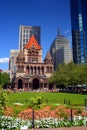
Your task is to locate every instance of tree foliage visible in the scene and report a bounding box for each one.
[29,94,44,109]
[48,62,87,87]
[0,88,8,115]
[0,72,10,88]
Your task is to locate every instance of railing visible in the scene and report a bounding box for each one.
[18,108,87,128]
[0,109,87,129]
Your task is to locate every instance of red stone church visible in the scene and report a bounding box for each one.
[11,35,54,91]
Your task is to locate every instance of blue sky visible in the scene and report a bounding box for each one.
[0,0,71,70]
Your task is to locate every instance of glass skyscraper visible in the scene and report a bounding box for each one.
[70,0,87,64]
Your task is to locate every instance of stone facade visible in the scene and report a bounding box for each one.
[11,35,54,91]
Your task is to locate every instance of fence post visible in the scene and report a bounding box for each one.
[84,99,87,112]
[70,108,73,122]
[64,98,66,104]
[32,109,35,128]
[85,99,87,106]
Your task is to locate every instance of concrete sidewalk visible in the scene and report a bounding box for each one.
[30,126,87,130]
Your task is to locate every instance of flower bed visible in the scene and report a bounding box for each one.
[0,116,87,129]
[2,104,87,129]
[17,106,87,119]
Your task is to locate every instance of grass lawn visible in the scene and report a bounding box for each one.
[8,91,87,107]
[6,92,87,117]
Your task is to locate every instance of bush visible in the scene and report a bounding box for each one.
[0,89,8,115]
[29,94,44,109]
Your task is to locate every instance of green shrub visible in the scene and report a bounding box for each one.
[29,94,44,109]
[0,89,8,115]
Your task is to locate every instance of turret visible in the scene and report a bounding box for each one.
[44,51,53,64]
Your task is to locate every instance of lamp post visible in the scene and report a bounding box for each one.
[70,108,73,122]
[32,109,35,128]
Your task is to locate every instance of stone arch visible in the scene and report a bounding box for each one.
[38,66,40,75]
[31,66,33,75]
[41,66,44,75]
[50,66,52,72]
[47,66,49,73]
[33,78,39,90]
[26,66,29,75]
[34,66,36,74]
[18,79,23,89]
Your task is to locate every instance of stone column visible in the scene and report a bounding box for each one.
[28,83,29,91]
[43,67,44,75]
[38,67,40,75]
[29,67,31,75]
[42,82,44,90]
[32,67,33,75]
[26,67,28,75]
[15,83,18,89]
[36,67,38,75]
[40,67,42,75]
[28,67,29,75]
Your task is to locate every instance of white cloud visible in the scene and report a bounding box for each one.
[0,58,9,63]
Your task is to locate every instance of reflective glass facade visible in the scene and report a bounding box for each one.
[70,0,87,64]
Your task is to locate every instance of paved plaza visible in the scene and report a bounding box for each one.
[30,126,87,130]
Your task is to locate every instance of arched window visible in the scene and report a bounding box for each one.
[41,66,44,75]
[31,66,33,75]
[21,66,24,72]
[34,66,36,74]
[38,66,40,75]
[33,78,39,90]
[26,66,29,75]
[18,79,23,89]
[47,66,49,73]
[17,65,20,72]
[50,66,52,72]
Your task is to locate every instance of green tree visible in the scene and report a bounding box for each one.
[77,64,87,84]
[48,62,87,87]
[48,63,70,86]
[0,89,8,115]
[0,72,10,88]
[65,62,79,86]
[29,94,44,109]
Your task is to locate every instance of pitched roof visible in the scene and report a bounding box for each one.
[45,51,53,60]
[25,35,41,49]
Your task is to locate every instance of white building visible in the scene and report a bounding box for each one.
[19,25,41,50]
[50,33,72,70]
[9,50,19,81]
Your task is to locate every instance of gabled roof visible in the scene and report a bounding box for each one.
[25,35,41,49]
[45,51,53,60]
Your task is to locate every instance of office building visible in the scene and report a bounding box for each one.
[70,0,87,64]
[9,50,19,80]
[19,25,41,50]
[50,32,72,70]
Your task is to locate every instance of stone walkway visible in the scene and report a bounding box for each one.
[30,126,87,130]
